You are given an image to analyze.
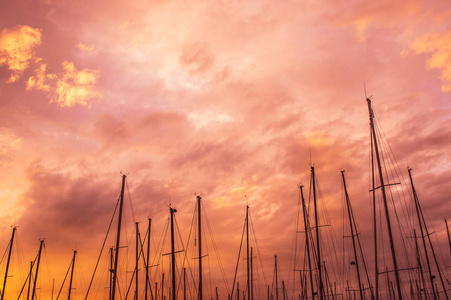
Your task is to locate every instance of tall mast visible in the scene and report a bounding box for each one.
[250,247,254,300]
[170,207,177,300]
[198,195,203,300]
[68,250,77,300]
[300,185,315,299]
[367,98,402,299]
[146,218,152,300]
[311,166,324,300]
[408,168,448,300]
[408,168,436,299]
[109,247,114,300]
[183,267,187,300]
[1,226,16,300]
[341,171,364,300]
[246,205,250,300]
[275,255,279,300]
[135,222,139,300]
[31,239,45,300]
[370,130,379,300]
[27,261,33,300]
[111,174,126,300]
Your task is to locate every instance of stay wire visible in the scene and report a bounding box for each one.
[84,196,120,300]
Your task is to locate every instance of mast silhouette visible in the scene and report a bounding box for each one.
[111,174,126,300]
[300,185,315,299]
[311,166,324,299]
[246,205,250,300]
[170,207,177,300]
[31,239,45,300]
[68,250,77,300]
[135,222,139,300]
[146,218,152,300]
[275,255,279,300]
[367,98,402,299]
[26,261,33,300]
[341,171,364,300]
[197,196,203,300]
[1,226,16,300]
[408,168,448,300]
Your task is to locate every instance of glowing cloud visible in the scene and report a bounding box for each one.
[26,60,55,92]
[52,61,100,107]
[28,60,101,107]
[411,30,451,93]
[0,25,41,83]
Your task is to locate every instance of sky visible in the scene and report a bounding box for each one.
[0,0,451,299]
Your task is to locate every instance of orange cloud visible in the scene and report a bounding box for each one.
[411,30,451,93]
[52,61,101,107]
[0,25,41,83]
[26,60,55,92]
[28,60,101,107]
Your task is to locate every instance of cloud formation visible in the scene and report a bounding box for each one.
[0,25,41,83]
[27,59,101,107]
[411,30,451,92]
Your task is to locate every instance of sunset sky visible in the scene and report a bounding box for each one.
[1,0,450,299]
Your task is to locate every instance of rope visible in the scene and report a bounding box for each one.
[84,196,120,300]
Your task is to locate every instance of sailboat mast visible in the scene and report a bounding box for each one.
[27,261,33,300]
[367,98,402,300]
[31,239,45,300]
[246,205,250,300]
[68,250,77,300]
[408,168,436,299]
[275,255,279,300]
[170,207,177,300]
[341,171,364,300]
[111,174,126,300]
[136,222,139,300]
[300,185,315,299]
[370,133,379,300]
[1,226,16,300]
[146,218,152,300]
[109,247,113,300]
[251,247,254,300]
[408,168,448,300]
[198,195,203,300]
[311,166,324,300]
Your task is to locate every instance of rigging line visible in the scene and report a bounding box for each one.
[316,177,342,282]
[151,218,169,285]
[125,179,136,224]
[15,230,27,288]
[137,228,155,300]
[202,200,231,294]
[15,256,37,300]
[230,214,246,299]
[55,259,72,300]
[174,212,197,298]
[0,239,10,265]
[289,186,302,298]
[177,201,197,297]
[249,209,269,287]
[84,196,120,300]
